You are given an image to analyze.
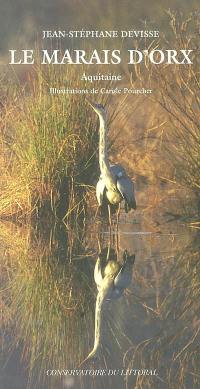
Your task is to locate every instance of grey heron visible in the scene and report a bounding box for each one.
[80,249,135,364]
[87,99,136,222]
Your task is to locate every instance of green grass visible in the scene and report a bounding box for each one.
[124,237,200,389]
[0,63,113,221]
[0,221,95,386]
[129,11,200,222]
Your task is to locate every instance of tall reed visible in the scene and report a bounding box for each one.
[0,63,113,221]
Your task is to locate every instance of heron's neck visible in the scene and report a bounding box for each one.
[82,277,113,362]
[93,276,114,351]
[99,115,111,175]
[93,290,104,351]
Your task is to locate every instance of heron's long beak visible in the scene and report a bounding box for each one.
[86,97,98,110]
[86,98,104,115]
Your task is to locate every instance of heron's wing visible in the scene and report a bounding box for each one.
[94,257,103,287]
[116,176,136,210]
[96,177,106,206]
[110,164,126,178]
[114,256,135,290]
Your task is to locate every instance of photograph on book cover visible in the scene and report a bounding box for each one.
[0,1,199,389]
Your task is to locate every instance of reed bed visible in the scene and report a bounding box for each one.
[0,63,117,222]
[129,12,200,217]
[124,236,200,389]
[0,220,96,388]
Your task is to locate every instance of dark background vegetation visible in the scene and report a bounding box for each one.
[0,0,199,55]
[0,2,199,389]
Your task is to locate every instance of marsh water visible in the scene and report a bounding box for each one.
[1,186,200,389]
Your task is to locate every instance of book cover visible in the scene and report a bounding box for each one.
[1,1,199,389]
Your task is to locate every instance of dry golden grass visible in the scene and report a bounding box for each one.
[0,64,117,221]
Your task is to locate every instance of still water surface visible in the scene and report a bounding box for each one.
[1,208,199,389]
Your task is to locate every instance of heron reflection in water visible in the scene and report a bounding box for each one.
[86,99,136,225]
[80,247,135,365]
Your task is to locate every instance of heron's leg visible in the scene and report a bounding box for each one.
[115,229,120,260]
[116,203,121,228]
[106,244,111,261]
[108,204,112,228]
[97,234,102,254]
[94,206,100,221]
[107,204,112,248]
[115,203,121,258]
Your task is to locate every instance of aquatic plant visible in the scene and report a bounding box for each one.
[0,63,115,221]
[129,11,200,223]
